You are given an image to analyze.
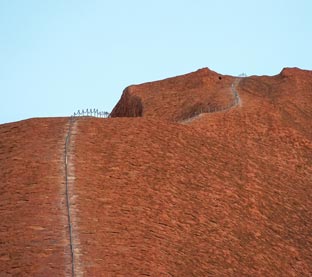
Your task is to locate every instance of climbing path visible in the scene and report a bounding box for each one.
[64,116,76,277]
[180,76,243,123]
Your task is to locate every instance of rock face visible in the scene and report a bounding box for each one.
[111,68,237,121]
[0,118,71,276]
[1,67,312,276]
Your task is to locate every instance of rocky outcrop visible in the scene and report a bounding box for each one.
[111,68,236,121]
[1,67,312,276]
[110,87,143,118]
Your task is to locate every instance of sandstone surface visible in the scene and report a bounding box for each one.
[1,67,311,276]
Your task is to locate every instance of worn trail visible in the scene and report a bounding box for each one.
[180,77,242,124]
[64,117,76,277]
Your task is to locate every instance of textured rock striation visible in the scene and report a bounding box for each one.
[1,67,312,276]
[0,118,71,276]
[111,68,237,121]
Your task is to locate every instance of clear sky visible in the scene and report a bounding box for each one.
[1,0,311,124]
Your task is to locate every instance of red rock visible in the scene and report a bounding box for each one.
[0,118,71,276]
[1,67,311,276]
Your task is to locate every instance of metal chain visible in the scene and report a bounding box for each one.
[72,109,110,118]
[181,74,246,122]
[65,116,76,277]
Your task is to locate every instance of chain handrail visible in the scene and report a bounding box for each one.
[64,116,76,276]
[64,108,109,275]
[72,108,110,118]
[180,73,246,122]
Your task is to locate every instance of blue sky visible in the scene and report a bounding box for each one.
[1,0,311,124]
